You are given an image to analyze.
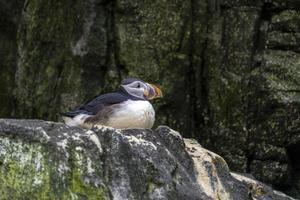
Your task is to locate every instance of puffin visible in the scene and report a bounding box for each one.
[61,78,162,129]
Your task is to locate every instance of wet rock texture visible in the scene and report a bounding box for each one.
[0,0,300,198]
[0,119,295,200]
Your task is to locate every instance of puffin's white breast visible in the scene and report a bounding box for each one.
[106,100,155,129]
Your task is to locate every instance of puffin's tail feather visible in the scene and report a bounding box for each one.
[61,110,92,127]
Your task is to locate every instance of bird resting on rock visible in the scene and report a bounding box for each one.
[61,78,162,129]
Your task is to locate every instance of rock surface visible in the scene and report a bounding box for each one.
[0,119,295,200]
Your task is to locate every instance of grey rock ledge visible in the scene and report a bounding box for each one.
[0,119,295,200]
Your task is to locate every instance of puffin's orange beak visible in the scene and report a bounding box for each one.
[144,83,163,100]
[150,84,163,98]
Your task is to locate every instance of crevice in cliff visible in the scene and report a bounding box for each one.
[48,62,64,118]
[219,7,229,74]
[185,0,197,138]
[285,143,300,198]
[103,4,112,77]
[198,0,212,130]
[267,45,300,54]
[0,1,24,118]
[110,0,124,81]
[245,2,271,173]
[185,0,212,139]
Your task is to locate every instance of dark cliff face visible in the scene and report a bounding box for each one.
[0,0,300,198]
[0,119,295,200]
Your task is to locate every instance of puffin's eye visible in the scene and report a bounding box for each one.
[137,83,141,88]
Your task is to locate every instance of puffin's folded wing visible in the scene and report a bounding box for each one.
[61,92,129,117]
[60,109,92,117]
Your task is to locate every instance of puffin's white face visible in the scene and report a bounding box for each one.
[121,80,162,100]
